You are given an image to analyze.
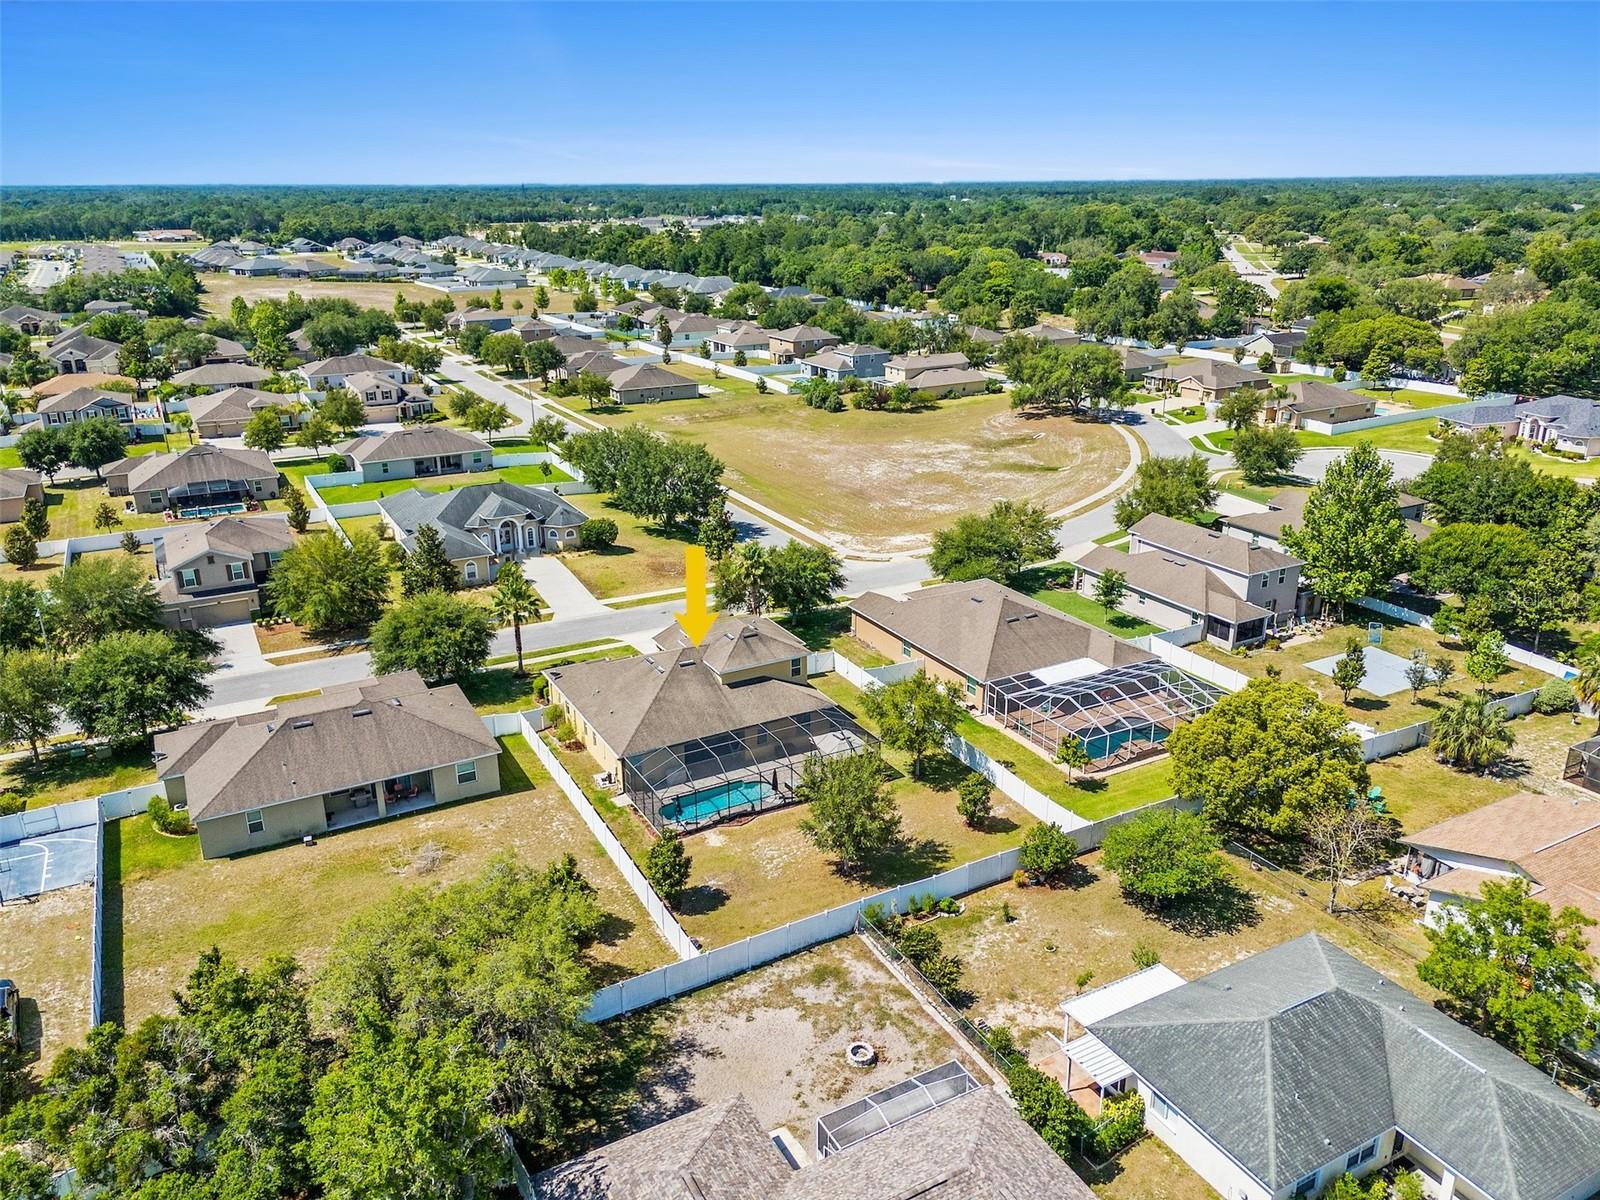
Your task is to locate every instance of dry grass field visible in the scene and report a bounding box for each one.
[0,883,95,1072]
[196,274,577,318]
[587,391,1131,553]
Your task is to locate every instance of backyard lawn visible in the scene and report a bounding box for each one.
[1013,565,1162,638]
[313,462,572,505]
[1192,616,1551,733]
[105,736,673,1025]
[584,389,1130,554]
[39,479,168,539]
[560,492,699,599]
[0,743,156,810]
[778,606,893,667]
[0,883,94,1074]
[0,555,62,586]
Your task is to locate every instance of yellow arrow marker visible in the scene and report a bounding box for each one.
[675,544,716,645]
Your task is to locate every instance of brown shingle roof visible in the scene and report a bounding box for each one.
[1077,544,1270,625]
[170,362,271,387]
[340,425,492,464]
[116,444,278,494]
[1129,513,1299,574]
[608,362,696,392]
[849,580,1153,683]
[0,468,43,501]
[159,515,294,571]
[651,615,805,675]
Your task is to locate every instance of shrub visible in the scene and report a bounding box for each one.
[956,773,993,828]
[1007,1062,1092,1160]
[541,702,563,729]
[1131,943,1161,970]
[323,452,347,473]
[897,923,941,967]
[147,795,195,836]
[920,954,964,994]
[1018,823,1078,885]
[577,517,618,551]
[1011,868,1028,888]
[1092,1091,1145,1158]
[553,719,576,745]
[0,794,24,818]
[644,829,692,906]
[1533,678,1576,715]
[1392,1172,1426,1200]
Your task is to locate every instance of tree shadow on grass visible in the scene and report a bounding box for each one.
[777,606,851,651]
[858,836,951,889]
[588,912,644,981]
[1142,879,1261,938]
[673,883,730,918]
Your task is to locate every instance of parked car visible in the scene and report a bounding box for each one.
[0,978,18,1046]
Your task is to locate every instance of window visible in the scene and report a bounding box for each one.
[965,675,978,696]
[381,462,390,475]
[1293,1173,1319,1198]
[1358,1141,1377,1165]
[455,761,478,785]
[226,562,247,583]
[900,640,912,658]
[791,658,803,678]
[245,809,265,834]
[1149,1092,1172,1123]
[1277,569,1286,585]
[178,568,199,589]
[148,491,164,506]
[464,562,478,582]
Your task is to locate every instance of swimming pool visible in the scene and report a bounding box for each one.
[1081,725,1170,761]
[659,778,774,827]
[178,502,246,519]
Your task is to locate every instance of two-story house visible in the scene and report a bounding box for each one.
[300,354,411,392]
[45,332,122,376]
[767,324,839,364]
[799,343,891,382]
[34,386,138,429]
[154,515,295,628]
[339,371,434,422]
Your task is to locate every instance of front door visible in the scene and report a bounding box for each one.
[498,520,516,552]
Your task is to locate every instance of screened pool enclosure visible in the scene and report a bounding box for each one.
[815,1061,979,1158]
[985,659,1225,767]
[623,706,876,833]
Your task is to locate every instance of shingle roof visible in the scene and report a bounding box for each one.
[907,367,987,392]
[154,672,499,822]
[1221,490,1430,545]
[885,352,971,376]
[849,580,1154,683]
[0,468,42,501]
[186,386,297,424]
[114,444,278,494]
[35,386,126,415]
[1515,394,1600,440]
[158,514,294,572]
[1091,934,1600,1200]
[771,324,836,343]
[171,362,271,387]
[1151,359,1269,389]
[1282,379,1374,419]
[377,481,585,562]
[548,648,837,758]
[609,362,696,392]
[651,615,805,675]
[340,426,491,465]
[1077,544,1270,624]
[300,353,404,379]
[1130,513,1299,574]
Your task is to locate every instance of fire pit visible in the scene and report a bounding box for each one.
[846,1042,877,1068]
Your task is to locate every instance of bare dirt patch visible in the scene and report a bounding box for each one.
[0,883,94,1072]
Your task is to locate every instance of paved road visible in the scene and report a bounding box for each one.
[1222,241,1281,299]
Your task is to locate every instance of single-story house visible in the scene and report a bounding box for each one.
[0,468,44,524]
[35,386,138,428]
[199,336,251,365]
[154,671,501,858]
[186,387,304,439]
[283,238,325,254]
[1264,379,1376,430]
[849,579,1221,766]
[153,515,295,629]
[546,334,601,359]
[45,333,121,376]
[83,299,141,316]
[339,426,493,483]
[800,343,890,381]
[1117,346,1162,382]
[1421,272,1483,299]
[333,237,368,254]
[882,351,973,386]
[1243,328,1308,364]
[104,444,281,513]
[1018,323,1080,347]
[1148,359,1272,408]
[1443,393,1600,460]
[0,305,61,335]
[532,1078,1092,1200]
[171,362,273,393]
[134,229,201,243]
[704,322,770,357]
[26,371,135,399]
[1136,250,1179,271]
[768,324,839,364]
[1123,513,1307,635]
[376,480,586,584]
[1081,934,1600,1200]
[339,371,434,421]
[546,615,874,832]
[964,324,1006,348]
[906,366,989,397]
[608,362,699,405]
[556,348,630,381]
[300,353,410,391]
[1220,488,1428,553]
[1401,791,1600,934]
[662,312,720,345]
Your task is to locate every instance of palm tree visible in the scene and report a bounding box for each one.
[1573,650,1600,731]
[491,565,541,676]
[1431,693,1514,773]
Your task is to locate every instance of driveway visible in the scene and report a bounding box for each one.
[519,555,610,618]
[1296,448,1434,484]
[207,621,270,673]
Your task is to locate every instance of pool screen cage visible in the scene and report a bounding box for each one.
[815,1060,979,1158]
[166,478,252,506]
[623,706,877,834]
[1564,735,1600,794]
[985,659,1226,767]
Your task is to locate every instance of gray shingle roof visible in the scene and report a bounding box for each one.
[340,426,491,465]
[154,672,498,822]
[651,615,805,675]
[1077,544,1270,624]
[159,514,294,572]
[1091,934,1600,1199]
[1129,513,1300,574]
[376,481,585,563]
[0,468,42,501]
[300,353,405,379]
[849,580,1154,683]
[114,444,278,494]
[608,362,697,392]
[171,362,271,387]
[1151,359,1269,390]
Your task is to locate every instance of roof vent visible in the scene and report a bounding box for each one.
[1023,612,1038,620]
[678,659,696,669]
[352,707,372,717]
[1005,615,1020,624]
[291,719,313,729]
[388,697,402,707]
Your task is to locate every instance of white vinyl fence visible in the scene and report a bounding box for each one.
[1354,597,1576,680]
[1135,636,1252,692]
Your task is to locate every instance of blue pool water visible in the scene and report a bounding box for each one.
[1082,725,1170,760]
[178,502,247,519]
[660,779,774,826]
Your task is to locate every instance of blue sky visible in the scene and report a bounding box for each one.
[3,1,1596,184]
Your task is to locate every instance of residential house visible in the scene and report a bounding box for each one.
[340,371,433,421]
[186,387,304,439]
[333,237,368,254]
[1038,251,1071,267]
[83,299,141,316]
[882,351,973,386]
[685,274,736,299]
[445,307,514,334]
[1079,934,1600,1200]
[1442,393,1600,459]
[0,469,44,524]
[134,229,201,243]
[904,365,989,397]
[376,480,587,584]
[1136,250,1179,271]
[153,515,295,629]
[547,334,601,359]
[199,336,250,364]
[1243,328,1308,365]
[171,362,272,393]
[608,362,700,405]
[546,615,875,831]
[1401,792,1600,934]
[963,324,1005,353]
[1148,359,1272,409]
[515,318,559,343]
[104,444,281,514]
[799,343,891,381]
[849,579,1221,766]
[27,371,134,399]
[556,348,630,382]
[532,1078,1093,1200]
[1121,512,1307,634]
[703,321,769,358]
[154,672,501,858]
[767,324,839,364]
[0,305,61,335]
[338,426,493,483]
[35,386,138,429]
[283,238,325,253]
[1220,488,1429,553]
[1264,380,1376,430]
[300,353,410,391]
[1421,272,1483,299]
[227,257,294,278]
[45,333,121,376]
[1074,543,1277,650]
[1018,323,1080,347]
[1117,346,1161,382]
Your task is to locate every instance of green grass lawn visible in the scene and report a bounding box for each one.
[560,493,699,599]
[314,463,572,506]
[1354,387,1464,410]
[1161,405,1208,424]
[0,445,20,469]
[0,744,156,810]
[39,479,168,539]
[1195,421,1444,458]
[1013,565,1162,638]
[659,362,765,397]
[105,736,672,1024]
[779,607,893,667]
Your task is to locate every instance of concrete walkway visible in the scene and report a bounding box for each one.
[519,554,610,618]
